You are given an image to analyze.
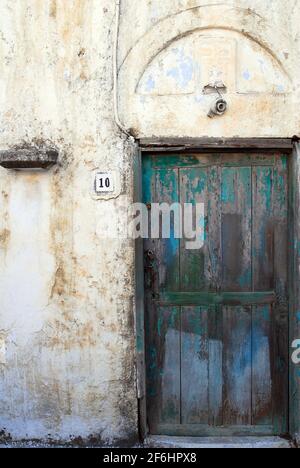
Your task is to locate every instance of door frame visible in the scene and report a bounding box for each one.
[134,137,300,443]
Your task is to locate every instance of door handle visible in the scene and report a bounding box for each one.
[145,249,155,260]
[144,250,158,296]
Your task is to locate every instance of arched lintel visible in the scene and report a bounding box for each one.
[119,4,292,95]
[135,26,292,94]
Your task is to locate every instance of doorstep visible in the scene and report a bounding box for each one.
[145,436,294,449]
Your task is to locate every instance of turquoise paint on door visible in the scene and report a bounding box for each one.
[143,153,289,437]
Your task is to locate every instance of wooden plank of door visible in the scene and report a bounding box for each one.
[180,167,207,291]
[208,305,223,427]
[223,306,252,426]
[272,155,289,435]
[155,168,180,291]
[252,305,273,425]
[221,164,253,426]
[252,166,274,426]
[207,165,223,427]
[207,165,222,292]
[146,306,181,432]
[159,291,275,306]
[221,166,252,291]
[252,166,274,291]
[181,307,209,424]
[143,154,156,292]
[151,153,276,169]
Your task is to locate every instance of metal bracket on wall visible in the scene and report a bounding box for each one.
[0,148,59,170]
[203,81,228,118]
[203,81,227,96]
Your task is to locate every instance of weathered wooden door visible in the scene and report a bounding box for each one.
[143,152,289,437]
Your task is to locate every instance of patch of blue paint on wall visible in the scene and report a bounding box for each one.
[146,75,156,92]
[243,70,251,81]
[166,48,194,89]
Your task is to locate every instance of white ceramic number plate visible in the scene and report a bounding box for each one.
[95,172,114,193]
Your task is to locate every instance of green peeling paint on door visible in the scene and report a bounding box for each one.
[143,152,289,437]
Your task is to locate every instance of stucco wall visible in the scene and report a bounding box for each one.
[0,0,137,444]
[0,0,299,444]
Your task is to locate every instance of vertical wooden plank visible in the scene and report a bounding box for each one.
[180,168,207,291]
[223,306,252,426]
[142,154,154,206]
[155,168,180,291]
[181,307,209,424]
[221,165,252,291]
[146,306,181,432]
[252,166,274,291]
[143,154,158,434]
[252,305,272,425]
[252,165,273,427]
[143,155,156,294]
[290,143,300,443]
[272,155,289,435]
[208,305,223,427]
[207,165,223,426]
[221,163,253,426]
[207,165,222,292]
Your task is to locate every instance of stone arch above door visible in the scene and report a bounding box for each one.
[119,4,296,138]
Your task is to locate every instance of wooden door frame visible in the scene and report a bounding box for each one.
[134,137,300,443]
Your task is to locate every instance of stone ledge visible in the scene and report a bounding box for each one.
[0,148,59,169]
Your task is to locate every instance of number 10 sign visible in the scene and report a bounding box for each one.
[95,172,114,194]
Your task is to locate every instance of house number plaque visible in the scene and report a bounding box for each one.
[95,172,114,194]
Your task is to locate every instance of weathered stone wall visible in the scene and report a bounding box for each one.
[0,0,299,444]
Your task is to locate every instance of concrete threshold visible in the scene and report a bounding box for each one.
[145,436,294,449]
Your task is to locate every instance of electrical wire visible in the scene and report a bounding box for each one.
[113,0,134,140]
